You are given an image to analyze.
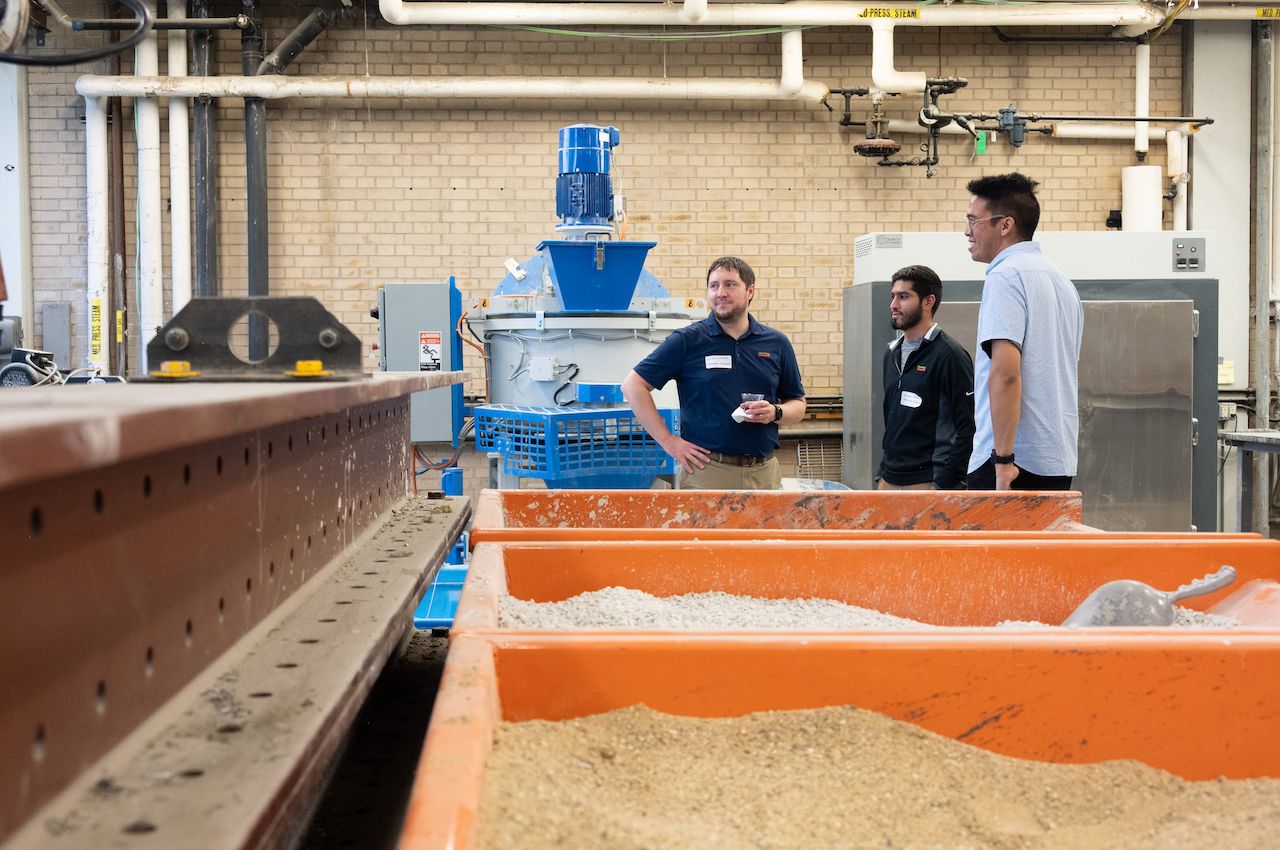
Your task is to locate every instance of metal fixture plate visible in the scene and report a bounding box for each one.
[0,373,463,845]
[145,296,362,380]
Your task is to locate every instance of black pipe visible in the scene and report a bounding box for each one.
[960,111,1212,126]
[192,0,219,297]
[259,2,349,76]
[242,0,269,360]
[992,26,1145,45]
[75,15,246,30]
[108,29,128,372]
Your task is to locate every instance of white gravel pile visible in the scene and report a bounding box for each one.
[998,609,1241,628]
[498,587,1242,630]
[500,587,931,630]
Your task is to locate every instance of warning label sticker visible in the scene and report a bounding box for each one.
[859,8,920,19]
[90,298,103,359]
[419,331,442,372]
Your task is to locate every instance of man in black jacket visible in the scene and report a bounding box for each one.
[879,265,976,490]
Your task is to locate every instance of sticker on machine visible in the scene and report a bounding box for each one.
[419,331,442,372]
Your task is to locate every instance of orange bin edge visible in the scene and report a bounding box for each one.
[452,538,1280,632]
[469,488,1088,544]
[397,633,1280,850]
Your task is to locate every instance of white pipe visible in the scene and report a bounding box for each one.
[84,95,110,372]
[870,21,926,95]
[168,1,191,315]
[79,74,831,101]
[378,0,1165,29]
[135,31,163,374]
[681,0,707,24]
[1050,122,1171,141]
[1182,6,1278,19]
[780,29,803,97]
[1135,41,1150,156]
[1166,128,1188,231]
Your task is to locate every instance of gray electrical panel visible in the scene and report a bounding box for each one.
[378,282,457,444]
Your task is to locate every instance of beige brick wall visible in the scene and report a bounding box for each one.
[26,16,1183,395]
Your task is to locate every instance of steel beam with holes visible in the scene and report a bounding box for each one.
[0,374,469,849]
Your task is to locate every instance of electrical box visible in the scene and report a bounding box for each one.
[377,281,463,444]
[530,357,558,382]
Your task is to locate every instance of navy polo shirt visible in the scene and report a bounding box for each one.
[634,314,805,458]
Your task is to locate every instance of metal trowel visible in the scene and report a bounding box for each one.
[1062,565,1237,627]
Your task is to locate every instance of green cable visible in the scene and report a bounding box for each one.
[495,24,824,41]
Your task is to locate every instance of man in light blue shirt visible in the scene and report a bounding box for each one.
[963,173,1083,491]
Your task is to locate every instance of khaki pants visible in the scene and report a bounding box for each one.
[876,478,936,491]
[679,456,781,490]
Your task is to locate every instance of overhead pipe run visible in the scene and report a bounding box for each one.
[681,0,707,25]
[78,74,831,101]
[1166,128,1189,231]
[870,21,925,95]
[780,29,803,97]
[135,24,163,374]
[241,0,269,361]
[73,14,248,30]
[84,96,110,372]
[168,0,191,314]
[259,0,352,76]
[1135,40,1150,158]
[376,1,1166,30]
[192,0,220,297]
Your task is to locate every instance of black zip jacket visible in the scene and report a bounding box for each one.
[880,324,976,488]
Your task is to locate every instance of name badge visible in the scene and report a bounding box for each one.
[705,355,732,369]
[900,391,923,408]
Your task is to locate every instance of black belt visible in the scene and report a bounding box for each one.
[708,451,774,467]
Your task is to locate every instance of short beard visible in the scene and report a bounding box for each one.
[713,301,748,324]
[891,307,922,332]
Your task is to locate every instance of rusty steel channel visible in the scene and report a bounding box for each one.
[0,374,468,848]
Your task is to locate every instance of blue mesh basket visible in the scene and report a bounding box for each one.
[475,404,679,489]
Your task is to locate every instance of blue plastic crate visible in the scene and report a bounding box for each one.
[475,404,678,489]
[413,564,468,630]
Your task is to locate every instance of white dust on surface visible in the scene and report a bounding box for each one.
[498,587,1242,630]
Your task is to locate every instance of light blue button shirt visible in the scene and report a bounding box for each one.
[968,241,1084,477]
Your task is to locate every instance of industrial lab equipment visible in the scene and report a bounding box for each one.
[844,231,1219,532]
[465,124,700,488]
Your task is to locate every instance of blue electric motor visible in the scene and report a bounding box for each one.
[555,124,621,230]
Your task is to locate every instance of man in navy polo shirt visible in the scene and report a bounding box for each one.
[622,256,806,489]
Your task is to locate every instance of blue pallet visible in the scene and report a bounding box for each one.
[475,404,678,488]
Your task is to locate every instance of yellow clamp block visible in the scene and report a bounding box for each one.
[286,359,333,378]
[150,360,201,379]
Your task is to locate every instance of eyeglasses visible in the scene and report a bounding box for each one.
[964,214,1009,231]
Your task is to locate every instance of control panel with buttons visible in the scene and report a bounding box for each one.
[1172,237,1205,272]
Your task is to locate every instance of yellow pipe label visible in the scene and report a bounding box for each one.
[1259,8,1280,17]
[90,298,102,359]
[116,309,124,344]
[859,8,921,19]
